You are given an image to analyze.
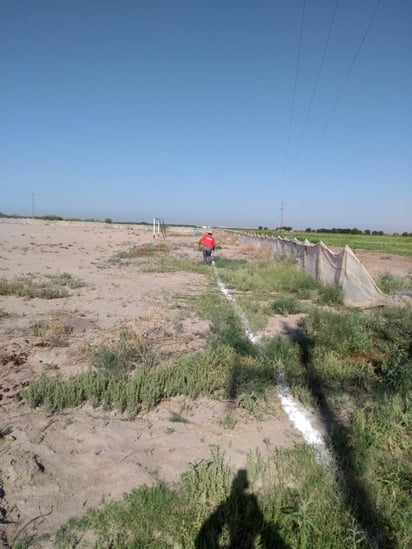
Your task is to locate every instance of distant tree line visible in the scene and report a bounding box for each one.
[254,223,412,237]
[258,225,293,232]
[304,227,412,237]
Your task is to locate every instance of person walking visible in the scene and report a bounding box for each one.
[198,230,216,265]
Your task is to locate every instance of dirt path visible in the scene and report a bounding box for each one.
[0,219,410,545]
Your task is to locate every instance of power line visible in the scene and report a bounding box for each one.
[304,0,383,171]
[293,0,341,173]
[283,0,306,186]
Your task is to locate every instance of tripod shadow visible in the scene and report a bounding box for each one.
[195,469,288,549]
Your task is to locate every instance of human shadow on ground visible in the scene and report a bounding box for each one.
[195,469,288,549]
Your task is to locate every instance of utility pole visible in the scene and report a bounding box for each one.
[32,193,35,218]
[279,203,284,231]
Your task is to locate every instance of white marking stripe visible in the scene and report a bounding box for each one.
[215,267,333,464]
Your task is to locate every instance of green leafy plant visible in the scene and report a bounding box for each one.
[375,272,412,294]
[316,283,344,305]
[220,411,237,429]
[271,296,301,315]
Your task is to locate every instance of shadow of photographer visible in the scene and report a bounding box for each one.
[195,469,288,549]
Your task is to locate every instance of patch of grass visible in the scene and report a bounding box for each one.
[22,299,297,417]
[0,273,85,299]
[45,272,86,289]
[14,535,50,549]
[23,344,237,415]
[375,272,412,294]
[218,257,335,302]
[235,294,273,331]
[271,296,302,315]
[366,305,412,394]
[220,411,237,429]
[92,329,155,375]
[207,304,255,356]
[287,304,412,545]
[213,258,248,269]
[299,305,412,395]
[302,308,371,357]
[110,245,214,274]
[24,330,290,416]
[30,319,72,347]
[316,283,344,305]
[113,242,170,260]
[50,446,367,548]
[141,255,212,274]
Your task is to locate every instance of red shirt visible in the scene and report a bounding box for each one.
[200,234,215,248]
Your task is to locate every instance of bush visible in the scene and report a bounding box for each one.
[317,284,344,305]
[271,296,301,315]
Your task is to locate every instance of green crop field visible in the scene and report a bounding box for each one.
[239,229,412,257]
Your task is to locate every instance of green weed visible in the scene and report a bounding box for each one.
[92,330,155,375]
[50,446,367,548]
[316,283,344,305]
[30,319,72,347]
[220,411,237,429]
[235,294,273,330]
[109,244,210,275]
[376,272,412,293]
[218,257,343,305]
[289,304,412,545]
[207,304,255,356]
[45,272,85,289]
[271,296,302,315]
[213,258,248,269]
[23,344,237,415]
[0,273,84,299]
[141,255,211,274]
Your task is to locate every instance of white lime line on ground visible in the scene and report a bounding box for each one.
[215,276,260,344]
[214,267,333,465]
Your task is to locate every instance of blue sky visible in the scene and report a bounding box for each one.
[1,0,411,232]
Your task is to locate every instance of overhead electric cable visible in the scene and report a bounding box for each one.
[283,0,306,186]
[304,0,383,171]
[293,0,340,173]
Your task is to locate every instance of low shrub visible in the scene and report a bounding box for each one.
[375,272,412,294]
[270,296,301,315]
[0,273,84,299]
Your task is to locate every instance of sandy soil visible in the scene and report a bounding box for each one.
[0,219,411,546]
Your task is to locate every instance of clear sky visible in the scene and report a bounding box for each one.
[1,0,411,233]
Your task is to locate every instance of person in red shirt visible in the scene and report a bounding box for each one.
[198,230,216,265]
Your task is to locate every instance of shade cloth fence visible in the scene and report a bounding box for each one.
[234,233,387,307]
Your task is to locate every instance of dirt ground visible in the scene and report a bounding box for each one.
[1,219,411,546]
